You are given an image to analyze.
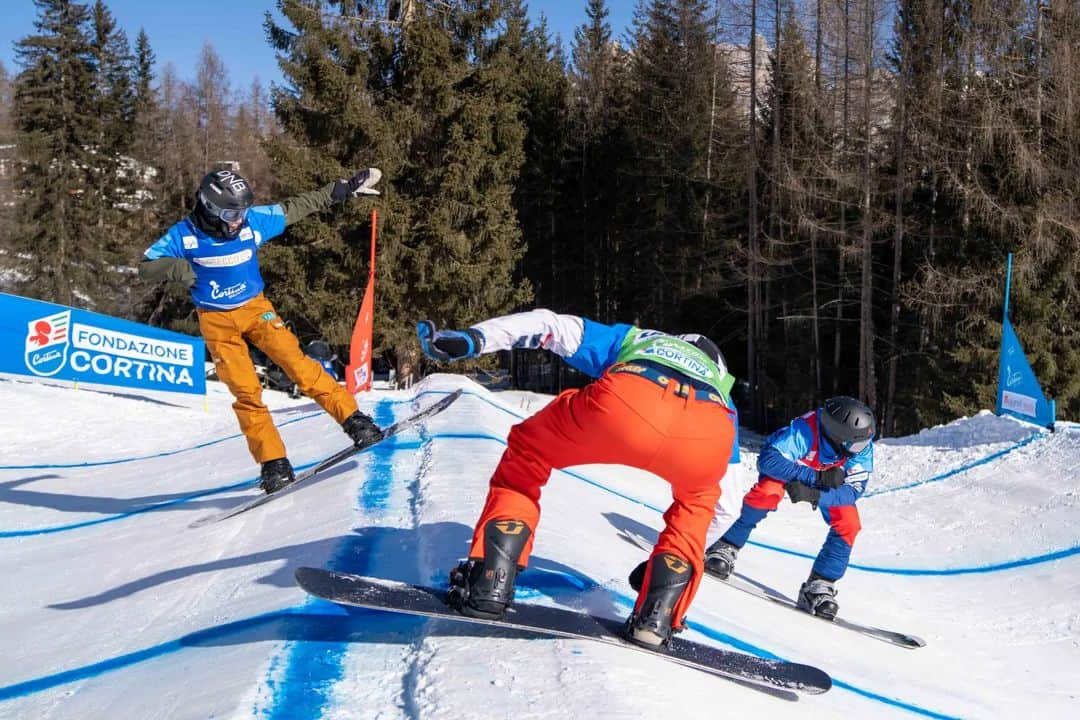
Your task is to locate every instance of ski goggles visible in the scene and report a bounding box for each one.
[199,191,250,224]
[842,437,872,455]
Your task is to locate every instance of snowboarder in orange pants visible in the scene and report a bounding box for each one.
[418,309,738,648]
[140,168,385,492]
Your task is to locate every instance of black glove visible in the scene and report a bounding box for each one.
[816,466,847,490]
[786,481,821,509]
[331,167,383,203]
[417,320,485,362]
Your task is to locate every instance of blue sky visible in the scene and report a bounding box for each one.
[1,1,636,90]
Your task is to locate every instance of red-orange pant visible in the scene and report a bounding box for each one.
[199,294,358,463]
[469,369,736,627]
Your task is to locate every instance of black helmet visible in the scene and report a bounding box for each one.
[192,169,255,239]
[677,333,726,370]
[820,396,875,455]
[305,340,335,361]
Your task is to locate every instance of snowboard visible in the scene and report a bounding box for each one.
[189,389,463,528]
[293,566,832,695]
[621,530,925,649]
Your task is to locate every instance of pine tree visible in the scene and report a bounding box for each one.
[382,2,532,377]
[10,0,104,308]
[626,0,742,331]
[129,28,160,227]
[566,0,636,320]
[0,61,14,252]
[267,0,531,381]
[502,4,572,315]
[758,10,832,418]
[89,0,137,277]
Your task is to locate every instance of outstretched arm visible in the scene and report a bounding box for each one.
[279,169,383,226]
[139,231,194,290]
[278,183,336,226]
[470,309,586,356]
[417,309,585,363]
[137,257,195,289]
[418,309,634,378]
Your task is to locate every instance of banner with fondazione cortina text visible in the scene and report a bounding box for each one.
[0,292,205,398]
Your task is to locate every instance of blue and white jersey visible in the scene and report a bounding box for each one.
[143,205,287,310]
[471,309,740,462]
[472,309,710,380]
[757,410,874,508]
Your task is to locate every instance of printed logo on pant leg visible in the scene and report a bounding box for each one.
[663,556,690,574]
[493,520,528,536]
[260,312,276,321]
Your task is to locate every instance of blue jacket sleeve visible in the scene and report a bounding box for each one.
[756,419,817,485]
[564,318,634,377]
[143,227,184,259]
[246,204,287,245]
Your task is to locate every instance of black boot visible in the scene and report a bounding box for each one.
[259,457,295,494]
[447,519,531,620]
[703,540,739,580]
[625,553,692,649]
[797,572,839,620]
[342,411,382,447]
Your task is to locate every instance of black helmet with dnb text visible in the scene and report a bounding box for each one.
[193,169,255,239]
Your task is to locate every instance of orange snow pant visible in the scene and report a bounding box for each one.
[468,365,736,628]
[198,294,358,464]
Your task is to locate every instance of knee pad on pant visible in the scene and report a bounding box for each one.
[827,505,862,546]
[743,478,786,511]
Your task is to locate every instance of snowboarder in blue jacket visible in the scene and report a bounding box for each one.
[703,396,875,619]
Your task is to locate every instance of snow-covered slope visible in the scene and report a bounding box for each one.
[1,374,1077,719]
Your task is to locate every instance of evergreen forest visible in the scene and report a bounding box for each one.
[1,0,1077,435]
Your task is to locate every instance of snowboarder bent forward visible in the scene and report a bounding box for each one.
[139,168,385,493]
[417,309,738,648]
[704,396,874,619]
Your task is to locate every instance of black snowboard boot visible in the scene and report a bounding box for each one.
[625,553,692,649]
[259,457,295,494]
[342,411,382,448]
[797,572,839,620]
[447,519,531,620]
[703,540,739,580]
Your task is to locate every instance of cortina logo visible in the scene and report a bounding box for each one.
[208,280,247,300]
[24,310,71,377]
[663,556,689,574]
[493,520,527,535]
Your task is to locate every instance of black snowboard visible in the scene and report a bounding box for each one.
[294,566,832,696]
[190,390,463,527]
[620,529,925,649]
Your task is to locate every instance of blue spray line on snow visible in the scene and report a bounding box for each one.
[261,398,411,720]
[0,390,456,471]
[0,452,341,538]
[4,408,1075,569]
[0,411,323,470]
[421,431,1080,576]
[0,391,455,537]
[0,584,960,719]
[862,429,1046,498]
[0,394,954,718]
[0,605,372,703]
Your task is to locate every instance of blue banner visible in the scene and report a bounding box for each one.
[996,315,1055,429]
[0,292,205,397]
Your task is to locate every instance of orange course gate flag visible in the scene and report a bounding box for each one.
[346,209,377,394]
